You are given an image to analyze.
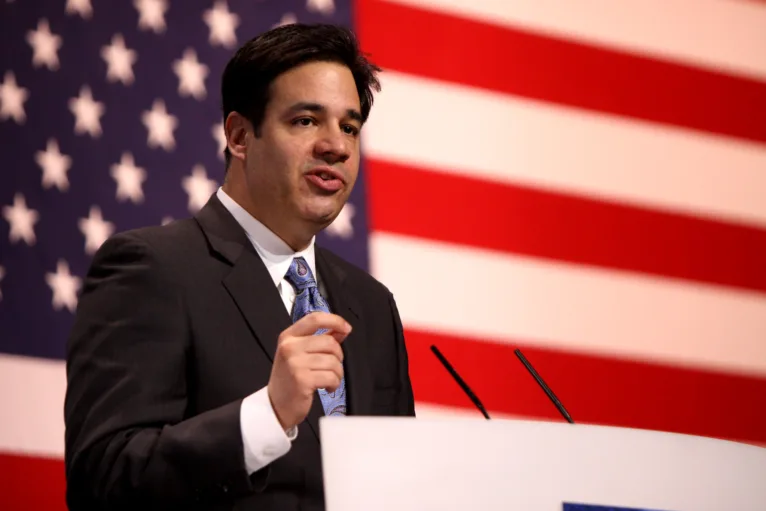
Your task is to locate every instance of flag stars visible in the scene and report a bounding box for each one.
[69,85,105,138]
[307,0,335,15]
[211,121,226,160]
[182,165,217,213]
[3,193,39,246]
[36,138,72,192]
[111,152,147,204]
[173,48,209,100]
[326,203,355,239]
[203,1,240,49]
[134,0,168,33]
[101,34,138,86]
[46,259,82,313]
[0,71,30,124]
[66,0,93,19]
[26,19,63,71]
[142,99,178,151]
[274,13,297,28]
[78,206,115,255]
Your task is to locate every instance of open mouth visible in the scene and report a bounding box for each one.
[305,168,344,192]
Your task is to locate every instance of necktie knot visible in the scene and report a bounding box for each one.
[285,257,317,292]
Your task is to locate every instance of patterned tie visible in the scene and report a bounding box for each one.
[284,256,347,416]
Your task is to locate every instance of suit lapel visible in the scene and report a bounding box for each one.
[222,251,291,364]
[194,195,291,365]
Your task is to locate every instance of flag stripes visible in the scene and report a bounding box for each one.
[362,72,766,228]
[357,0,766,144]
[366,158,766,293]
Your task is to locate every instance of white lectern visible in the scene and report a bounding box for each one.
[320,417,766,511]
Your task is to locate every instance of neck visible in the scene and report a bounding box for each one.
[222,177,314,253]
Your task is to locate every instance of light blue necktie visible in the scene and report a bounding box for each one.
[285,256,347,416]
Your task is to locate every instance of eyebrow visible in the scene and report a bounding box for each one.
[287,102,363,123]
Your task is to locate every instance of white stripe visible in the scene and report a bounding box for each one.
[0,354,65,458]
[363,72,766,228]
[382,0,766,81]
[371,232,766,377]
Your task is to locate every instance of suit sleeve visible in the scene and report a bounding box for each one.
[388,292,417,417]
[64,232,257,510]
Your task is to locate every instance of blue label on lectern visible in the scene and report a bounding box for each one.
[563,503,672,511]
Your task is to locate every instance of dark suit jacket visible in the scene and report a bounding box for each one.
[63,194,416,511]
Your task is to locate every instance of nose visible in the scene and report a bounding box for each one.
[314,126,350,164]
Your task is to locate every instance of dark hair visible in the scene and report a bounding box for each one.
[220,23,382,167]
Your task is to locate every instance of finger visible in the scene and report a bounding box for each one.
[311,370,342,392]
[306,354,344,378]
[302,335,344,361]
[326,329,348,345]
[285,311,351,339]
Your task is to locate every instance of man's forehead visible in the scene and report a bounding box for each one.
[270,62,360,101]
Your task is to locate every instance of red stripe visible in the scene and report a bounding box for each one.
[406,328,766,445]
[0,452,66,510]
[356,0,766,145]
[366,158,766,294]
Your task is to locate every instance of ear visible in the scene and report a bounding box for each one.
[225,111,250,163]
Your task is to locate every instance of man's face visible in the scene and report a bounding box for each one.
[243,61,362,239]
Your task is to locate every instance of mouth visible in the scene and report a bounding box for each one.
[304,167,345,193]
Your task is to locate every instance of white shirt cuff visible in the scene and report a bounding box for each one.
[240,386,298,474]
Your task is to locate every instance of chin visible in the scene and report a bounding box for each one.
[302,198,343,223]
[301,206,340,227]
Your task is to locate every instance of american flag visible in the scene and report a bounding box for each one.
[1,0,765,508]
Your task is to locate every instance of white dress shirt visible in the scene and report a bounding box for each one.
[216,186,324,475]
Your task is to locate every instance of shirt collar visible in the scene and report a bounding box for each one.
[216,187,318,287]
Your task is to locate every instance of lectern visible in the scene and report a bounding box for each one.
[320,417,766,511]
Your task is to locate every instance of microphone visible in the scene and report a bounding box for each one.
[430,345,491,419]
[514,348,574,424]
[430,344,575,424]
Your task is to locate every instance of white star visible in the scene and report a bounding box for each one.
[78,206,115,255]
[0,265,4,301]
[173,48,209,100]
[134,0,168,33]
[2,193,39,246]
[69,85,105,138]
[45,259,82,313]
[26,19,62,71]
[111,152,147,204]
[36,138,72,192]
[161,216,174,226]
[211,121,226,160]
[66,0,93,19]
[325,202,355,239]
[0,71,30,124]
[203,1,239,49]
[307,0,335,15]
[274,13,297,28]
[182,164,217,213]
[141,99,178,151]
[101,34,138,86]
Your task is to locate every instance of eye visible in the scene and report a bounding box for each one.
[342,124,360,136]
[293,117,316,127]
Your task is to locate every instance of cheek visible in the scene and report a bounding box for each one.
[279,138,311,171]
[347,153,361,184]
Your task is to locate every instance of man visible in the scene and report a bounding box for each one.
[64,23,416,511]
